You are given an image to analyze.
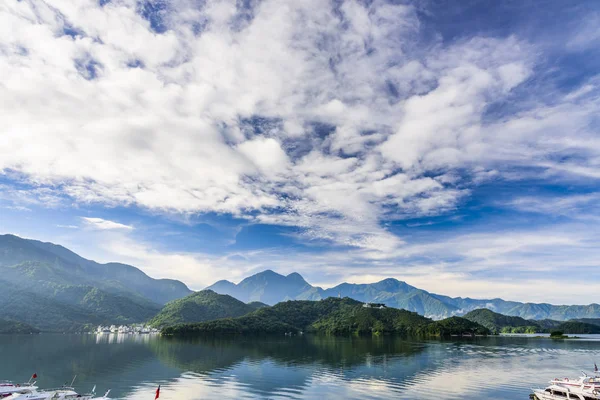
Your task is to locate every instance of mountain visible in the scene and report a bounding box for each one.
[553,321,600,334]
[0,234,191,304]
[0,318,40,334]
[458,309,600,334]
[463,309,540,334]
[569,318,600,327]
[534,319,563,330]
[161,298,490,337]
[247,301,269,310]
[207,270,314,304]
[149,290,258,327]
[0,234,192,331]
[206,270,600,321]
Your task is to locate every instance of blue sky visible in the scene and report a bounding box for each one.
[1,0,600,303]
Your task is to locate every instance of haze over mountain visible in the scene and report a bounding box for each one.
[207,270,600,321]
[0,234,192,331]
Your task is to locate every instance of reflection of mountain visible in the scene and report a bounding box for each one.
[154,335,426,371]
[207,270,600,320]
[0,334,181,398]
[148,335,430,396]
[0,333,431,400]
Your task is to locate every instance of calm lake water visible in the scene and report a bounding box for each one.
[2,334,600,399]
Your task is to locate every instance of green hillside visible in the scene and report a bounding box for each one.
[149,290,258,327]
[424,316,492,336]
[0,279,160,332]
[248,301,269,310]
[0,234,193,331]
[462,309,600,334]
[311,304,431,335]
[463,309,540,334]
[161,298,490,337]
[0,319,40,334]
[570,318,600,327]
[0,234,191,304]
[554,321,600,334]
[535,319,562,330]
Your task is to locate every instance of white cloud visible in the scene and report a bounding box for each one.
[237,137,289,174]
[0,0,598,258]
[507,193,600,220]
[81,217,134,230]
[15,214,598,303]
[56,224,79,229]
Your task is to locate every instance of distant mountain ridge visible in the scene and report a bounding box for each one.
[208,270,314,305]
[0,234,192,331]
[206,270,600,321]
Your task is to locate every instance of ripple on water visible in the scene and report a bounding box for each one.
[3,335,600,399]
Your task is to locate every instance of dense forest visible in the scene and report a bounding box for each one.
[0,318,40,334]
[149,290,265,327]
[463,308,600,334]
[161,298,491,337]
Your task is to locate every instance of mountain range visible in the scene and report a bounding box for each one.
[3,234,600,331]
[0,234,192,331]
[207,270,600,321]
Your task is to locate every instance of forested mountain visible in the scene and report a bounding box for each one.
[161,298,490,337]
[554,321,600,334]
[0,234,192,331]
[0,318,40,334]
[149,290,259,327]
[463,309,539,333]
[570,318,600,327]
[464,308,600,334]
[207,270,600,321]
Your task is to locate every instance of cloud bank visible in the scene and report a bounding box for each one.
[1,0,599,277]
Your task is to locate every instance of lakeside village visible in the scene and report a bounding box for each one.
[95,324,160,335]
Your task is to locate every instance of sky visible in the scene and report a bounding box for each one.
[1,0,600,304]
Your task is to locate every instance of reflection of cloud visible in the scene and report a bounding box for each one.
[118,337,600,400]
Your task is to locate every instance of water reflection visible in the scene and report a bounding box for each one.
[1,334,600,399]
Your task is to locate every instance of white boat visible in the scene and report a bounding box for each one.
[0,381,37,397]
[551,374,600,391]
[531,384,600,400]
[532,373,600,400]
[3,387,111,400]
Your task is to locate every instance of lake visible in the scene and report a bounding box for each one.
[1,334,600,399]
